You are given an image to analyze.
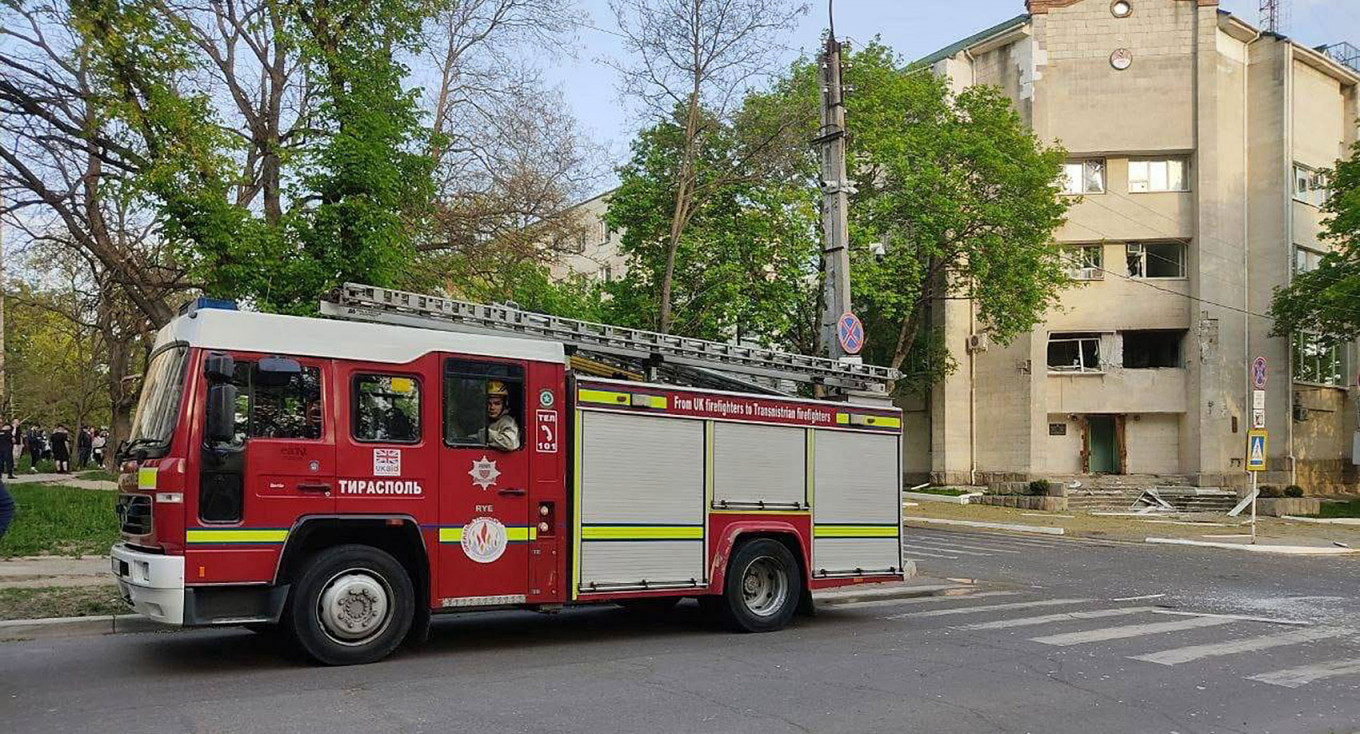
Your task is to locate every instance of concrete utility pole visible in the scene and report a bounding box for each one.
[816,30,853,359]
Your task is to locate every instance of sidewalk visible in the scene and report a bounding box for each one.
[0,556,114,589]
[905,500,1360,554]
[4,473,117,491]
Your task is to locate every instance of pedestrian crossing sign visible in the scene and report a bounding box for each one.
[1246,430,1268,472]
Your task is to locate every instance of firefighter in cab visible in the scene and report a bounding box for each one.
[485,380,520,451]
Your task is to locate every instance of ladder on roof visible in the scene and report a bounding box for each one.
[319,283,900,394]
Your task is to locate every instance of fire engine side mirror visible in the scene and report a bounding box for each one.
[205,384,238,445]
[255,356,302,388]
[204,353,235,383]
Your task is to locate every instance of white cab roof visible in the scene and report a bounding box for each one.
[153,308,565,365]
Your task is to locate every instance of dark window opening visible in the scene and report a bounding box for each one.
[354,375,422,443]
[230,361,323,442]
[1048,333,1102,372]
[1122,330,1183,368]
[443,360,524,451]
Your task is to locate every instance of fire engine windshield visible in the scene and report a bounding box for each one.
[126,346,191,455]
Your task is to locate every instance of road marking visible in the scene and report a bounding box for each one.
[1150,610,1313,627]
[898,549,961,559]
[956,606,1157,631]
[909,532,1066,549]
[1031,616,1237,646]
[1111,594,1167,602]
[903,540,1022,555]
[888,598,1091,620]
[1132,626,1355,666]
[900,542,994,557]
[1247,658,1360,688]
[833,590,1021,610]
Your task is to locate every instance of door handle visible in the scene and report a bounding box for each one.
[498,487,526,497]
[298,483,331,494]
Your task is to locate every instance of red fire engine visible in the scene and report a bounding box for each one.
[111,285,904,665]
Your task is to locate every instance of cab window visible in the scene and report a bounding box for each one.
[230,361,323,443]
[354,374,421,443]
[443,359,523,451]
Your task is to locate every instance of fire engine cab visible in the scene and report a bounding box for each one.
[111,285,905,665]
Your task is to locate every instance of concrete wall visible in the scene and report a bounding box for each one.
[1042,413,1085,473]
[1126,413,1182,474]
[548,193,629,282]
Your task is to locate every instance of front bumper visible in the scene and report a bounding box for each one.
[111,543,185,625]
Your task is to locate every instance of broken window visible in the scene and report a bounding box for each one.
[1122,330,1184,368]
[1065,245,1104,280]
[1293,164,1330,207]
[1126,242,1186,278]
[1062,160,1106,195]
[1048,333,1102,373]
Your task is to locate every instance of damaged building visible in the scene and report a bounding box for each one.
[912,0,1360,491]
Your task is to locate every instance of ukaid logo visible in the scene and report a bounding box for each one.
[373,448,401,476]
[338,479,424,495]
[461,517,508,563]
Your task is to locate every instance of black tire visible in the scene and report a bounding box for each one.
[287,544,414,666]
[713,538,801,633]
[619,596,683,617]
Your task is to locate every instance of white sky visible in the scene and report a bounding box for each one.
[542,0,1360,172]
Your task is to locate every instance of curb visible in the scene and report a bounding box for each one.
[905,517,1065,536]
[1281,515,1360,526]
[901,491,982,505]
[0,614,172,641]
[1144,537,1360,555]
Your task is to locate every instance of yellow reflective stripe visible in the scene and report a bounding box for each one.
[814,525,899,538]
[438,526,537,543]
[186,529,288,544]
[835,413,851,425]
[581,525,703,540]
[632,394,668,409]
[837,413,902,429]
[137,467,158,490]
[578,389,631,406]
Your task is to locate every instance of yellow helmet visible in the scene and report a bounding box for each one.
[487,380,509,398]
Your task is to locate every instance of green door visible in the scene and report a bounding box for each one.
[1087,416,1117,473]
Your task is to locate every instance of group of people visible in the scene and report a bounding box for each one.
[0,419,108,478]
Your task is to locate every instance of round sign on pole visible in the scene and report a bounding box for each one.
[1252,357,1268,390]
[837,312,865,356]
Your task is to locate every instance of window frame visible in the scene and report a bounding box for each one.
[1128,157,1191,194]
[1126,241,1187,279]
[1293,164,1330,208]
[1293,332,1348,388]
[351,373,423,445]
[227,358,326,444]
[1047,333,1104,374]
[1062,159,1107,196]
[1064,244,1105,281]
[441,358,525,451]
[1293,244,1324,275]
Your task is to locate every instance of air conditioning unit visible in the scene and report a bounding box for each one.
[1293,402,1311,422]
[967,333,990,353]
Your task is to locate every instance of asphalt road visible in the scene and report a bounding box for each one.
[3,528,1360,734]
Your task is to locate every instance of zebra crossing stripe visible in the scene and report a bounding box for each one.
[832,591,1021,610]
[1133,627,1355,666]
[1247,658,1360,688]
[888,598,1091,620]
[955,606,1157,631]
[903,540,1022,555]
[898,548,960,559]
[900,542,993,557]
[1031,616,1237,646]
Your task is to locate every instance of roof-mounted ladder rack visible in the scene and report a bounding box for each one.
[320,283,899,394]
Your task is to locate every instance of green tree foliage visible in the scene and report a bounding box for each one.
[605,105,820,348]
[1269,144,1360,343]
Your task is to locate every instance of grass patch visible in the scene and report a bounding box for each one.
[0,585,125,621]
[1314,500,1360,519]
[906,487,973,497]
[0,484,118,558]
[76,469,118,482]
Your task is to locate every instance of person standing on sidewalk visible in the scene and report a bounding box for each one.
[77,427,92,468]
[0,418,14,479]
[50,425,70,474]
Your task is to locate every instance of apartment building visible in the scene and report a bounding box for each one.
[548,191,627,285]
[915,0,1360,491]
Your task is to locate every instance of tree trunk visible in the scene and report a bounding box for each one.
[658,93,703,334]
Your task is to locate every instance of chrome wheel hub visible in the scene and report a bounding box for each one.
[740,557,788,618]
[318,570,391,644]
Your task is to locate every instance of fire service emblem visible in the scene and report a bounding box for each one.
[468,456,501,490]
[461,517,508,564]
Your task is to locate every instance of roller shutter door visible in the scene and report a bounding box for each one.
[712,422,806,509]
[812,429,900,576]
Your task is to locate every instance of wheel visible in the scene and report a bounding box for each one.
[286,544,414,666]
[619,596,682,617]
[713,538,801,633]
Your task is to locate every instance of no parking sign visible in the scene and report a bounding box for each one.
[837,312,864,355]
